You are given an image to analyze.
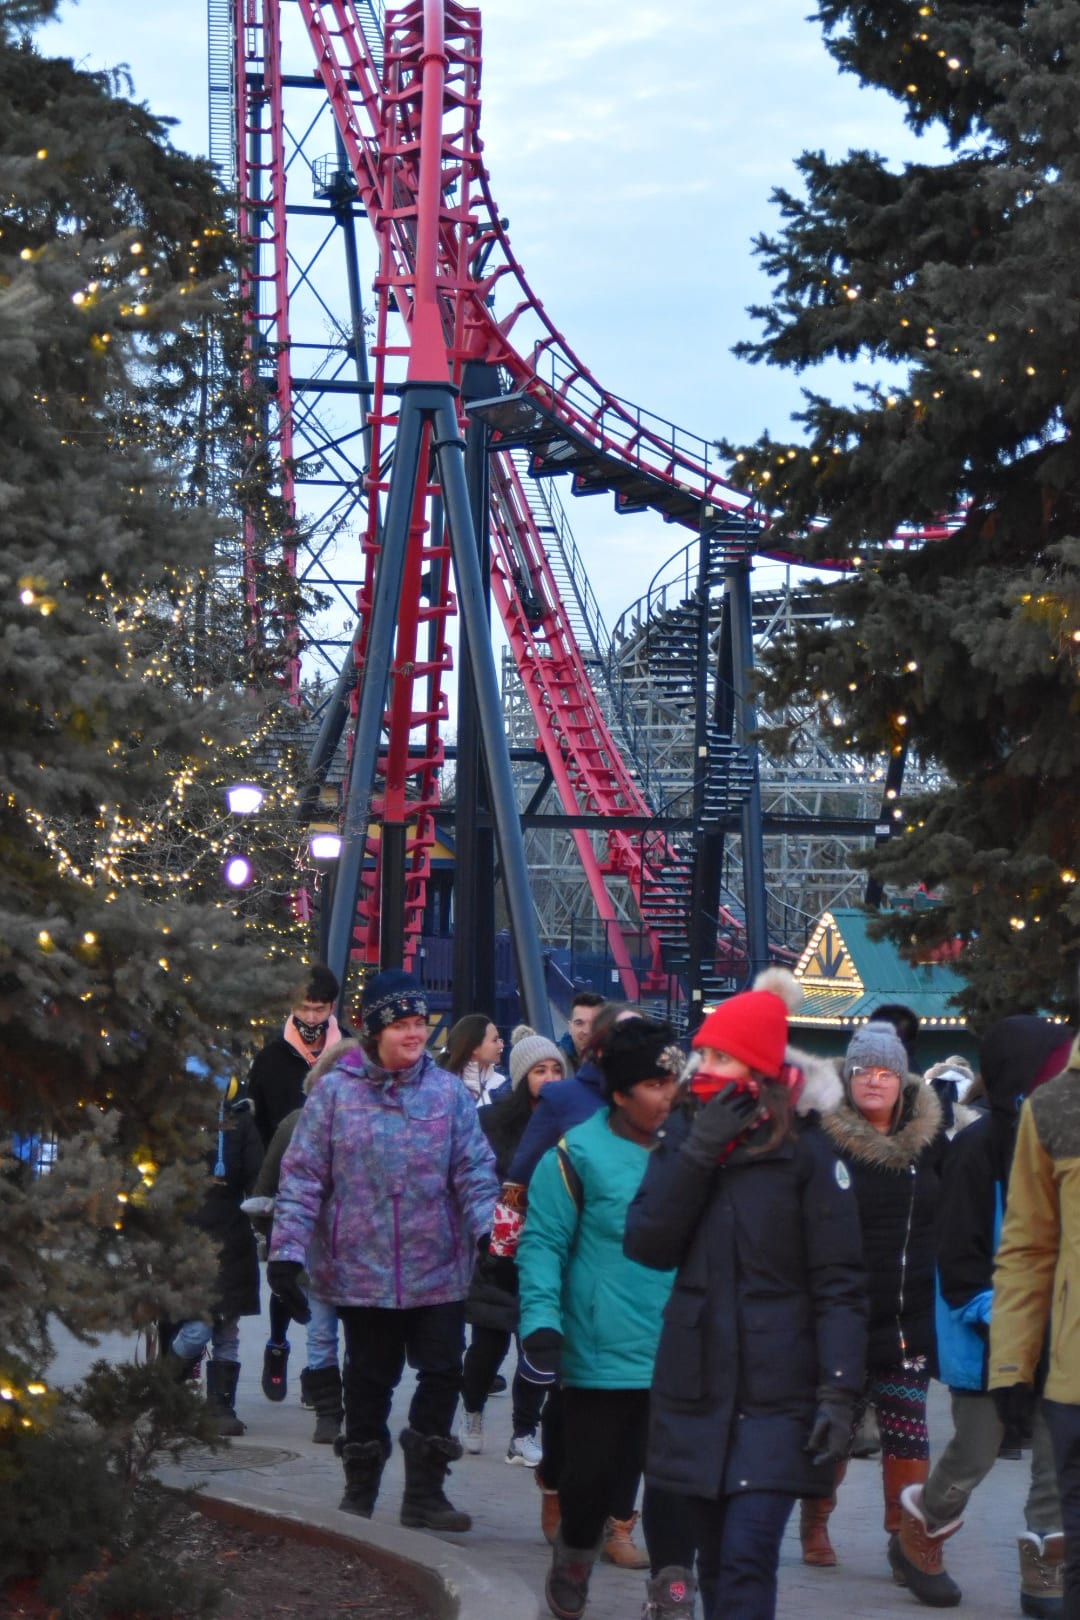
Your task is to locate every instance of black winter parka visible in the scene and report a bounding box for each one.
[191,1098,264,1321]
[820,1078,944,1369]
[624,1055,866,1502]
[465,1082,536,1334]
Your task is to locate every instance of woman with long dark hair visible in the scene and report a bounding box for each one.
[442,1013,506,1106]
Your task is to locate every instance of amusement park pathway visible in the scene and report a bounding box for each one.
[50,1312,1034,1619]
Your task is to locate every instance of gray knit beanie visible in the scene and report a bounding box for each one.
[844,1020,908,1082]
[509,1025,567,1090]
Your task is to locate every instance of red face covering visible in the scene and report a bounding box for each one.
[687,1060,805,1109]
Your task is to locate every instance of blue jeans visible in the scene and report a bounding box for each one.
[644,1487,795,1620]
[306,1295,340,1370]
[171,1316,240,1363]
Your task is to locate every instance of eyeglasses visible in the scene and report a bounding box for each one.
[850,1066,901,1083]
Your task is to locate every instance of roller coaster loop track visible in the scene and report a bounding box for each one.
[226,0,950,1015]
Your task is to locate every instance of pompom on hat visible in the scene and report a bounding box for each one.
[509,1025,567,1090]
[691,968,803,1081]
[361,968,428,1039]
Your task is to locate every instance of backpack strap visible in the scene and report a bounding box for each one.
[555,1139,584,1213]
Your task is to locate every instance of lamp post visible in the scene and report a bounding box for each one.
[308,825,342,963]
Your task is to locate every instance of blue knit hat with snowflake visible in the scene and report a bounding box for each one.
[361,968,428,1038]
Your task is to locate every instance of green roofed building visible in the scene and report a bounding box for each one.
[789,908,975,1066]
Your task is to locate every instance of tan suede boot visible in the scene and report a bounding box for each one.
[535,1464,561,1545]
[601,1510,649,1568]
[1018,1531,1064,1618]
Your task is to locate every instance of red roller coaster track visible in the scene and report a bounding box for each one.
[229,0,949,995]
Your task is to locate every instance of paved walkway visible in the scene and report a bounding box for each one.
[48,1311,1037,1619]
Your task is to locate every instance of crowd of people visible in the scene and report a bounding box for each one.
[160,962,1080,1620]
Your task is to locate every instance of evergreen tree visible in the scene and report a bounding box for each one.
[725,0,1080,1020]
[0,3,301,1606]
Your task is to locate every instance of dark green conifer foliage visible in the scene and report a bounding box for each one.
[724,0,1080,1019]
[0,3,298,1608]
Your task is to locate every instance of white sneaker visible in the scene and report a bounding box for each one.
[462,1408,484,1454]
[505,1430,543,1467]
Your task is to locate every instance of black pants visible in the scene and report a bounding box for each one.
[558,1387,650,1549]
[1041,1399,1080,1619]
[338,1300,465,1450]
[461,1325,546,1437]
[268,1292,291,1345]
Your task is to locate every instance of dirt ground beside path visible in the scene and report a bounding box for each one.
[0,1502,435,1620]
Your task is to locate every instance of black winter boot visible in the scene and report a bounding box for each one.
[334,1435,390,1518]
[261,1339,289,1402]
[399,1428,471,1532]
[644,1565,697,1618]
[300,1364,343,1444]
[205,1358,245,1437]
[544,1527,598,1620]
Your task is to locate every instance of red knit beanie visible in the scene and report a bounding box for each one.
[692,968,803,1080]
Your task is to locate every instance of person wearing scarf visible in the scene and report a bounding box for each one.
[246,963,343,1150]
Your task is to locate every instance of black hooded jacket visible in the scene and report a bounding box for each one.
[937,1017,1073,1315]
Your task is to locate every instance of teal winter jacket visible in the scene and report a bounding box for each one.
[517,1108,674,1388]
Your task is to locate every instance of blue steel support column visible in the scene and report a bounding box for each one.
[726,558,770,980]
[325,385,429,1013]
[430,393,552,1037]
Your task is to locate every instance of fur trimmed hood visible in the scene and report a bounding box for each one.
[790,1044,844,1119]
[821,1071,943,1169]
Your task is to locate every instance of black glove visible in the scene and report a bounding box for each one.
[681,1084,761,1170]
[992,1381,1034,1435]
[266,1258,311,1325]
[520,1328,563,1383]
[805,1389,856,1467]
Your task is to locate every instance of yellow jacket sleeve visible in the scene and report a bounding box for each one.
[989,1100,1060,1389]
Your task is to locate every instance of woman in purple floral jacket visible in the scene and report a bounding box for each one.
[268,969,499,1532]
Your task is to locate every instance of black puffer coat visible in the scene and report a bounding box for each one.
[191,1098,264,1320]
[821,1077,944,1369]
[246,1035,310,1149]
[465,1082,535,1333]
[625,1053,867,1501]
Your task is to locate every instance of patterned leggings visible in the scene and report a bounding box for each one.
[856,1358,931,1461]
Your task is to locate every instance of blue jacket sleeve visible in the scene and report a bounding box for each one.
[507,1090,563,1187]
[517,1143,581,1341]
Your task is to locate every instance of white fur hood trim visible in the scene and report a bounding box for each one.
[790,1045,844,1118]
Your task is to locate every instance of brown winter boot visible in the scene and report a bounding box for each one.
[536,1464,561,1545]
[801,1461,847,1566]
[888,1481,962,1606]
[1018,1531,1064,1618]
[601,1511,649,1568]
[883,1455,929,1535]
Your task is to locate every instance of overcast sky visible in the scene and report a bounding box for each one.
[38,0,938,628]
